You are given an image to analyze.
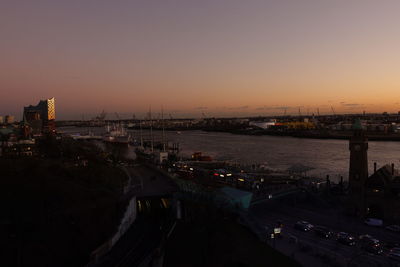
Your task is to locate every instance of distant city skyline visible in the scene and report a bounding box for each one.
[2,0,400,119]
[4,104,399,121]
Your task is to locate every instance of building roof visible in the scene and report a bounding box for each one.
[352,118,363,130]
[220,186,252,199]
[366,164,395,188]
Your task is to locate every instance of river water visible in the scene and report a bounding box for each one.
[60,127,400,182]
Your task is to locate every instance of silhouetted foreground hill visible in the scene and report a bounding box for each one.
[0,140,127,267]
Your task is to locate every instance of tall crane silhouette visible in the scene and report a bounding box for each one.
[331,106,336,116]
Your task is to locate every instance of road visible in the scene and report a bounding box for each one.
[124,164,177,197]
[249,201,400,266]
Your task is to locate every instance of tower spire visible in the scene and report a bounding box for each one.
[348,118,368,217]
[352,118,363,130]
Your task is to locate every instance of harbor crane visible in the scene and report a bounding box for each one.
[93,110,107,121]
[331,106,336,116]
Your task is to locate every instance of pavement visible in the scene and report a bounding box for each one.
[124,164,178,197]
[247,200,400,267]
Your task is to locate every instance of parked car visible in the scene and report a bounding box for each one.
[359,234,383,255]
[314,226,333,238]
[337,232,356,246]
[294,221,314,232]
[365,244,383,255]
[386,225,400,232]
[364,218,383,227]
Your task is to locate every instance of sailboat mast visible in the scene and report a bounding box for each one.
[150,106,154,152]
[140,120,143,148]
[162,106,166,152]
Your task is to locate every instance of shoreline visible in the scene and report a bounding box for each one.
[59,125,400,142]
[205,129,400,142]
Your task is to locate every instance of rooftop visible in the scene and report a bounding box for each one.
[352,118,363,130]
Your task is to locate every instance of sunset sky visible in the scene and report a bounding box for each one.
[1,0,400,119]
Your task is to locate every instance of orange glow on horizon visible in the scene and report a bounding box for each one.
[1,1,400,119]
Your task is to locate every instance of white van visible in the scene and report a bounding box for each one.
[364,218,383,227]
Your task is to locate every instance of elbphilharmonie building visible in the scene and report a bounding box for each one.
[23,97,56,134]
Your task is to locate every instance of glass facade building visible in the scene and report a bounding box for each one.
[23,97,56,134]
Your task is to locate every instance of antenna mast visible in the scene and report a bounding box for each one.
[162,106,166,152]
[149,106,153,152]
[139,120,143,148]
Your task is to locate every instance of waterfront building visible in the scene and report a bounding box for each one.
[0,116,3,124]
[1,139,36,157]
[5,115,15,124]
[23,97,56,135]
[249,120,276,129]
[220,186,253,209]
[282,121,316,129]
[348,118,400,222]
[364,164,400,222]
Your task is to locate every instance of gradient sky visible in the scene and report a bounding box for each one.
[2,0,400,119]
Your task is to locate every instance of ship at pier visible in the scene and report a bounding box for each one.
[103,123,131,145]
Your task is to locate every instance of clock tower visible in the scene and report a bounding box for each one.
[348,118,368,216]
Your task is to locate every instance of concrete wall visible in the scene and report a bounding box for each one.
[111,196,137,246]
[87,195,137,265]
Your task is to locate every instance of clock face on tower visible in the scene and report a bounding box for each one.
[354,144,361,151]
